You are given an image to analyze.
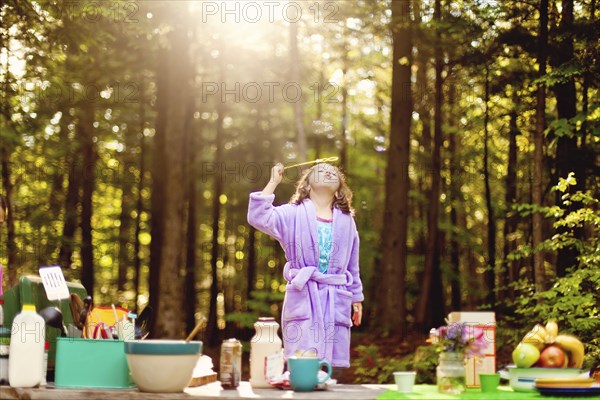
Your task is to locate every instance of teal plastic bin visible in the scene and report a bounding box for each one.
[55,337,135,388]
[2,275,88,371]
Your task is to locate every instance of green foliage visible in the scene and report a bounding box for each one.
[351,344,438,384]
[509,174,600,369]
[225,290,284,329]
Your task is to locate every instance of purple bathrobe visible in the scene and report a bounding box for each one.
[247,192,364,367]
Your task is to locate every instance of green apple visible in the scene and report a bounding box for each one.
[512,343,541,367]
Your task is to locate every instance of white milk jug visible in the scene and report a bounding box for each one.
[8,304,45,387]
[249,317,283,388]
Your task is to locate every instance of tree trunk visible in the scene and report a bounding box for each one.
[289,21,307,162]
[80,102,97,296]
[0,147,17,287]
[447,77,462,311]
[117,161,134,292]
[378,0,412,337]
[247,225,257,305]
[416,0,443,328]
[483,66,496,307]
[133,72,147,312]
[553,0,582,277]
[207,77,226,347]
[413,2,432,260]
[184,96,198,336]
[48,108,70,223]
[339,46,349,171]
[503,100,519,301]
[58,148,82,269]
[1,31,17,287]
[149,20,190,338]
[533,0,548,293]
[149,45,168,333]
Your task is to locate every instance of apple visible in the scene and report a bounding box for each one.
[512,343,541,368]
[539,345,566,368]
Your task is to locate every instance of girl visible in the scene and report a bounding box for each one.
[247,162,364,368]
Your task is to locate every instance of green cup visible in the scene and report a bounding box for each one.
[288,357,332,392]
[479,373,500,393]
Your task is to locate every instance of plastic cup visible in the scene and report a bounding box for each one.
[394,371,416,393]
[479,373,500,393]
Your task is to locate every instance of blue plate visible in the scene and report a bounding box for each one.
[536,386,600,397]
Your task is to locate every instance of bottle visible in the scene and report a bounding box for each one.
[0,298,4,326]
[0,326,9,384]
[8,304,45,388]
[41,341,49,386]
[249,317,283,388]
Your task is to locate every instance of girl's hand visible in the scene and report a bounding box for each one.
[270,163,284,186]
[352,302,362,327]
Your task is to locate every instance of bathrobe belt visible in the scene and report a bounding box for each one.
[283,263,354,290]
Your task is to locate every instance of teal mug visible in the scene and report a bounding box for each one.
[288,357,332,392]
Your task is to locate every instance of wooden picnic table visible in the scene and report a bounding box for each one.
[0,381,393,400]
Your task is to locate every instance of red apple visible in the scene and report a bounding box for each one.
[539,345,566,368]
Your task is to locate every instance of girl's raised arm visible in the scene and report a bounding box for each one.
[247,163,288,242]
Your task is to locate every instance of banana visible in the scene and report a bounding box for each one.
[522,324,548,350]
[545,320,559,343]
[554,334,585,368]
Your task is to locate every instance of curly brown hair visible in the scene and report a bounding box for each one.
[289,164,354,215]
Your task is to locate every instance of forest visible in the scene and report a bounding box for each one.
[1,0,598,382]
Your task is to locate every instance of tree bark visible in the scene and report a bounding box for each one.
[79,102,97,296]
[117,159,134,292]
[553,0,582,277]
[207,75,226,347]
[483,66,496,307]
[413,1,432,260]
[149,19,190,338]
[0,147,17,287]
[149,46,168,334]
[184,95,198,336]
[289,21,307,162]
[416,0,443,328]
[503,101,519,301]
[1,30,17,287]
[58,148,81,270]
[339,45,349,171]
[447,77,462,311]
[378,0,412,337]
[532,0,548,294]
[133,72,147,312]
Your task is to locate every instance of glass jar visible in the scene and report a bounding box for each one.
[436,352,466,394]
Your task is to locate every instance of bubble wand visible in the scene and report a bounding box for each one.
[283,157,339,170]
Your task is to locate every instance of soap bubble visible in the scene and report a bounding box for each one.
[283,141,298,160]
[374,135,388,152]
[312,120,333,135]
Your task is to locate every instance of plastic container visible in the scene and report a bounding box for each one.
[55,337,134,388]
[2,275,87,371]
[8,304,45,387]
[249,317,283,388]
[0,326,10,384]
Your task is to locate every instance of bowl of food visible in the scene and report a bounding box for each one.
[125,340,202,392]
[507,367,584,392]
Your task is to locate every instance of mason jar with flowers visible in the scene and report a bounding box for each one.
[430,322,487,394]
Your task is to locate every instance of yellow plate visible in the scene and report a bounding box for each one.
[535,377,594,389]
